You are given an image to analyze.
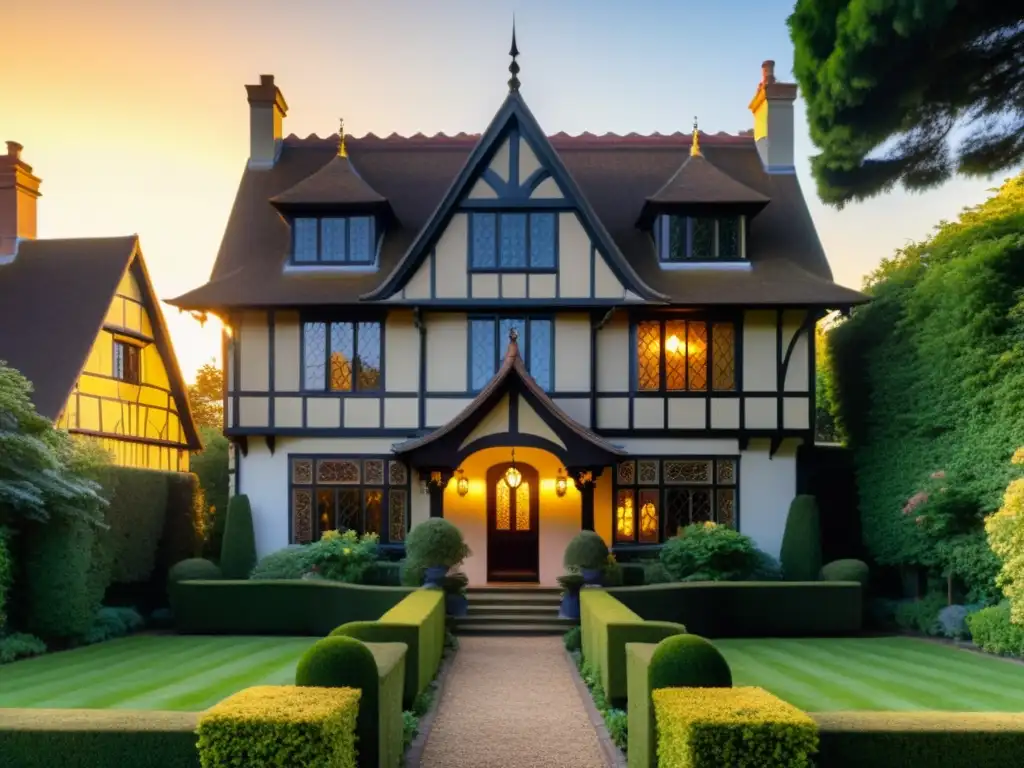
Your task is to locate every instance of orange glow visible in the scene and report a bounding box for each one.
[666,334,681,354]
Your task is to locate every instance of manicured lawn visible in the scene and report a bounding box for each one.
[715,636,1024,712]
[0,635,315,711]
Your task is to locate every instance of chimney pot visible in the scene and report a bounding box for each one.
[6,141,22,159]
[0,140,41,252]
[245,75,288,170]
[761,60,776,85]
[749,59,797,171]
[260,74,275,87]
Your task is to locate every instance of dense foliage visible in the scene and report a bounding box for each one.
[94,468,169,584]
[968,602,1024,656]
[789,1,1024,206]
[820,559,870,588]
[0,632,47,664]
[220,494,257,579]
[187,361,224,431]
[563,530,609,570]
[192,425,229,560]
[0,526,10,630]
[779,495,823,581]
[987,451,1024,623]
[825,176,1024,602]
[659,522,759,582]
[405,518,469,569]
[306,530,380,583]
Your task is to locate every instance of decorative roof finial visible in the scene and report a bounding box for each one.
[338,118,347,158]
[690,116,702,157]
[508,17,521,93]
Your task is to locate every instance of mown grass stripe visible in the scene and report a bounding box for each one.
[856,637,1024,689]
[51,638,284,710]
[717,645,854,711]
[12,638,270,708]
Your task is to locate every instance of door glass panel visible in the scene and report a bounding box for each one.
[496,480,511,530]
[515,482,530,531]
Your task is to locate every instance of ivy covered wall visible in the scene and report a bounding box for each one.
[825,175,1024,601]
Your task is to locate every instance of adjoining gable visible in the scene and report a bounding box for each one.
[363,92,668,302]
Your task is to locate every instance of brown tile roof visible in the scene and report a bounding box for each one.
[268,153,388,210]
[168,129,867,310]
[0,236,201,449]
[645,150,770,207]
[392,334,625,458]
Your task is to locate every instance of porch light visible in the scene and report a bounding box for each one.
[555,468,568,498]
[504,449,522,489]
[666,334,681,354]
[456,469,469,497]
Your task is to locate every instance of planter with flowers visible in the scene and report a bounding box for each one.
[563,531,609,587]
[404,519,471,588]
[557,568,585,620]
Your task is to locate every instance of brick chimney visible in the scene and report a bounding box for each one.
[0,141,42,258]
[748,60,798,172]
[245,74,288,170]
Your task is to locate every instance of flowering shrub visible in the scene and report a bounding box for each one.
[987,463,1024,624]
[659,522,759,582]
[305,530,381,584]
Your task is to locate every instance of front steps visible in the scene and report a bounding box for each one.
[452,586,576,636]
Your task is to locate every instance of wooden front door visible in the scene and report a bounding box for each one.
[486,463,540,582]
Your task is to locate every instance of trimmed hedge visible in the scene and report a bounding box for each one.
[653,686,818,767]
[330,588,446,708]
[167,559,221,589]
[296,639,406,768]
[0,708,200,768]
[219,495,256,579]
[820,559,870,588]
[95,467,170,585]
[607,582,863,637]
[813,712,1024,768]
[580,590,686,705]
[169,580,412,635]
[197,685,358,768]
[780,495,823,582]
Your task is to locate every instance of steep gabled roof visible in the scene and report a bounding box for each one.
[0,236,201,449]
[269,152,389,212]
[362,92,668,302]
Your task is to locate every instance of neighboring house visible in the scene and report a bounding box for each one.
[0,141,201,471]
[168,48,867,585]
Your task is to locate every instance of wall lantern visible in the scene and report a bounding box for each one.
[504,449,523,489]
[456,469,469,497]
[555,468,568,498]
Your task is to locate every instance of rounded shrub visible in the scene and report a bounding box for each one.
[168,558,222,585]
[220,494,257,579]
[250,545,311,580]
[649,633,732,689]
[564,531,609,570]
[295,635,377,688]
[779,494,823,581]
[405,519,469,568]
[820,558,870,587]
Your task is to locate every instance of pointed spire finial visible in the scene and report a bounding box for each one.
[338,118,347,158]
[508,17,521,93]
[690,116,702,157]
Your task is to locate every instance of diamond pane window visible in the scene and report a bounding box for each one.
[320,218,346,262]
[303,322,327,389]
[499,213,528,268]
[348,216,373,263]
[718,217,740,258]
[329,322,354,391]
[529,213,556,268]
[667,216,687,262]
[356,322,381,391]
[469,317,551,392]
[636,321,661,391]
[471,213,497,268]
[336,489,361,532]
[711,323,736,391]
[665,320,686,391]
[658,216,745,261]
[529,320,552,391]
[470,320,496,390]
[294,218,318,262]
[691,217,715,258]
[389,490,408,541]
[687,322,708,391]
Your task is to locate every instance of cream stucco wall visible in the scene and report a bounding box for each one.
[739,438,800,559]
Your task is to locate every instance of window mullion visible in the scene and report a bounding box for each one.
[713,219,720,259]
[323,322,331,392]
[352,323,360,391]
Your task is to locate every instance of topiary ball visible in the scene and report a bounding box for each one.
[564,530,609,570]
[649,634,732,689]
[405,519,470,568]
[167,558,222,584]
[295,636,376,688]
[820,558,870,588]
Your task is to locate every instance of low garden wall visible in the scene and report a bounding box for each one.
[169,579,413,635]
[608,581,863,637]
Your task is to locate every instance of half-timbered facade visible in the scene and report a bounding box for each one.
[0,141,200,470]
[169,48,867,585]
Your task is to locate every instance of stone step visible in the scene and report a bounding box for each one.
[467,586,561,595]
[454,621,573,636]
[466,602,558,616]
[467,592,561,605]
[455,612,575,626]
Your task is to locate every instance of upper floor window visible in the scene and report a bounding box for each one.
[293,216,375,264]
[302,321,382,391]
[655,215,744,262]
[470,212,557,271]
[113,340,141,384]
[470,317,553,391]
[635,319,736,392]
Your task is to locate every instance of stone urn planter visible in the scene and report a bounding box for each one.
[443,571,470,617]
[423,566,448,588]
[581,568,603,587]
[557,572,585,620]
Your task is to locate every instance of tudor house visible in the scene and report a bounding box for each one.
[0,141,201,471]
[169,46,867,585]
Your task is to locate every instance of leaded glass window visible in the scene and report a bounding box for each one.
[290,456,409,543]
[291,216,375,264]
[657,216,745,261]
[302,320,382,392]
[635,319,731,392]
[468,317,553,392]
[614,457,739,543]
[470,212,557,271]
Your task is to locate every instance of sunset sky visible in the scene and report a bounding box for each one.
[2,0,1006,382]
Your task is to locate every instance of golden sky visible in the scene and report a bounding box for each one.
[3,0,1002,382]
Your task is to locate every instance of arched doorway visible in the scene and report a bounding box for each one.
[486,462,539,582]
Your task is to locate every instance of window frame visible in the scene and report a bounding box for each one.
[287,454,411,545]
[654,215,746,262]
[468,211,559,273]
[611,456,740,546]
[112,339,142,384]
[290,215,378,266]
[467,314,555,393]
[630,316,738,394]
[300,318,385,393]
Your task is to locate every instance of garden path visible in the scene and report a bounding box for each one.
[418,636,606,768]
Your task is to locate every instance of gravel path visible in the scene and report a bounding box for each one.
[418,636,607,768]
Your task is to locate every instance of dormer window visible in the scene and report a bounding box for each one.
[292,216,376,265]
[655,215,744,262]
